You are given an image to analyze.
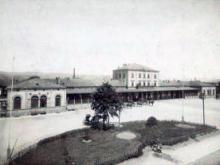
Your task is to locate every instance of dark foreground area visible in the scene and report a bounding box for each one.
[10,120,217,165]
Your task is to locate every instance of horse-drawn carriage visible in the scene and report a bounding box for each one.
[149,138,162,153]
[84,114,113,130]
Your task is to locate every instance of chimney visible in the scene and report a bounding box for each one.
[73,68,76,79]
[56,77,60,84]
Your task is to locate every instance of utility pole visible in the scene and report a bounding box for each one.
[73,68,76,79]
[181,67,185,122]
[7,56,15,160]
[199,92,205,125]
[202,94,205,125]
[181,82,185,122]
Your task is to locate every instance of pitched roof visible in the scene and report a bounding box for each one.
[7,77,65,90]
[59,77,126,88]
[115,63,159,72]
[160,81,216,87]
[66,86,198,94]
[188,81,216,87]
[0,78,11,87]
[0,76,28,87]
[60,78,96,87]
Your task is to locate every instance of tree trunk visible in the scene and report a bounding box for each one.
[103,118,105,130]
[119,110,121,125]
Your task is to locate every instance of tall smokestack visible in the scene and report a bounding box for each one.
[73,68,75,79]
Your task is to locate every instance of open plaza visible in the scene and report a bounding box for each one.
[0,98,220,164]
[1,0,220,164]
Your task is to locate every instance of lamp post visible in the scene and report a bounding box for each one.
[199,92,205,125]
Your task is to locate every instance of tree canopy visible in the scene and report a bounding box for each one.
[91,83,123,121]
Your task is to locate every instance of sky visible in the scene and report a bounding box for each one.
[0,0,220,80]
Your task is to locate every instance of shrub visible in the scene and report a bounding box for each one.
[161,136,188,145]
[40,111,46,115]
[146,116,158,127]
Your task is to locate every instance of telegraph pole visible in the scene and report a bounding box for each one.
[202,94,205,125]
[181,67,185,122]
[199,92,205,125]
[7,56,15,160]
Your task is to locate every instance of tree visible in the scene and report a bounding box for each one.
[91,83,123,129]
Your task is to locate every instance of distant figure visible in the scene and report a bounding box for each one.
[149,100,154,106]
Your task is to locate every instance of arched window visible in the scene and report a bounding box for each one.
[55,95,61,106]
[31,96,39,108]
[14,96,21,110]
[40,95,47,108]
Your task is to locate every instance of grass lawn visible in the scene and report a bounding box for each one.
[10,120,217,165]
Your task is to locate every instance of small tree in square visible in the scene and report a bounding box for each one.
[91,82,123,129]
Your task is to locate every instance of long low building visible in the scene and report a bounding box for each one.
[0,64,217,117]
[66,85,199,104]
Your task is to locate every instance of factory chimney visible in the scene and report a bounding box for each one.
[73,68,76,79]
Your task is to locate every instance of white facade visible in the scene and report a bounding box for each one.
[113,69,159,87]
[201,87,216,97]
[7,89,66,111]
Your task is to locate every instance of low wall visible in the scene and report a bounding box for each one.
[5,106,67,117]
[67,103,90,110]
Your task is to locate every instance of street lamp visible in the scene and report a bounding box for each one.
[199,92,205,125]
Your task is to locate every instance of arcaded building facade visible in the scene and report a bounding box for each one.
[6,77,66,116]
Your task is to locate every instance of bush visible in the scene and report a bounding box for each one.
[40,111,46,115]
[146,117,158,127]
[161,136,188,145]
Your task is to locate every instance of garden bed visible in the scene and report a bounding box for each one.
[9,120,217,165]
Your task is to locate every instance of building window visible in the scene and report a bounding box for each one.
[131,81,134,87]
[208,90,212,96]
[154,74,157,79]
[31,96,39,108]
[143,74,146,78]
[55,95,61,106]
[14,96,21,110]
[154,81,157,86]
[118,73,121,79]
[147,74,150,78]
[213,89,215,95]
[139,73,141,78]
[143,82,146,86]
[123,73,125,79]
[131,73,134,78]
[40,95,47,108]
[148,82,150,86]
[139,80,141,86]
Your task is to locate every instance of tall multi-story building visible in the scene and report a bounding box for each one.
[113,64,159,88]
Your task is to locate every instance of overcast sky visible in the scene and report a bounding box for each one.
[0,0,220,80]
